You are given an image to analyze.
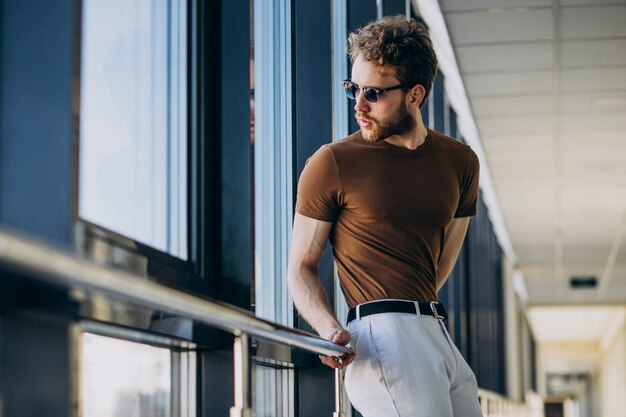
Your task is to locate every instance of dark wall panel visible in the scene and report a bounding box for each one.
[1,317,71,417]
[432,72,445,133]
[449,107,458,139]
[348,0,377,30]
[383,0,408,16]
[294,0,333,175]
[465,196,505,394]
[218,0,253,309]
[297,368,334,417]
[421,100,431,127]
[292,3,337,415]
[0,0,75,244]
[293,0,335,323]
[201,350,234,417]
[346,0,378,135]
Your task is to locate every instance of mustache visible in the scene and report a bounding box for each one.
[355,112,376,123]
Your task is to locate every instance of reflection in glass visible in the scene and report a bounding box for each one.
[81,333,172,417]
[78,0,187,259]
[255,365,294,417]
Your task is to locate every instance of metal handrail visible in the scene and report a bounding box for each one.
[0,229,350,357]
[0,228,351,416]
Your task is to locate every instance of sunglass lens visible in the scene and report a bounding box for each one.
[363,88,379,103]
[343,82,358,100]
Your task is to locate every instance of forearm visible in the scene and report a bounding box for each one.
[287,264,342,336]
[436,250,461,291]
[436,217,470,292]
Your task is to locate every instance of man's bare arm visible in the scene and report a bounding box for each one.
[436,217,470,291]
[287,213,354,369]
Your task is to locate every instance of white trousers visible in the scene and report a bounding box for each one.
[344,303,483,417]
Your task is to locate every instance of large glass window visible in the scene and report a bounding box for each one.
[253,0,294,326]
[80,331,196,417]
[78,0,188,259]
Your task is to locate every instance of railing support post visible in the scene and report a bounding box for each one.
[230,333,253,417]
[333,367,346,417]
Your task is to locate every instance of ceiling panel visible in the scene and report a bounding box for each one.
[562,252,612,268]
[489,177,554,188]
[563,219,622,239]
[561,184,626,197]
[442,0,626,305]
[559,131,626,145]
[513,244,556,258]
[560,5,626,39]
[504,223,554,236]
[472,95,557,116]
[485,143,555,157]
[445,9,554,45]
[481,132,556,145]
[560,0,626,5]
[490,167,557,182]
[561,39,626,67]
[490,171,551,185]
[497,190,557,203]
[563,202,623,217]
[487,158,556,171]
[561,112,626,132]
[516,243,556,259]
[527,307,621,344]
[560,92,626,112]
[561,172,626,188]
[456,42,555,73]
[501,193,555,202]
[501,201,556,212]
[561,67,626,92]
[561,142,626,160]
[605,287,626,303]
[561,165,626,187]
[525,282,600,304]
[440,0,552,13]
[478,114,556,134]
[464,70,555,96]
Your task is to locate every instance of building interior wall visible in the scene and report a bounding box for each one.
[599,311,626,417]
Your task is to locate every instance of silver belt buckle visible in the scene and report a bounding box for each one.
[430,301,444,320]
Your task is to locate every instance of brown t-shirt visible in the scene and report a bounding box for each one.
[295,129,480,308]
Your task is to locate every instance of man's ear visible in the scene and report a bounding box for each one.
[409,84,426,108]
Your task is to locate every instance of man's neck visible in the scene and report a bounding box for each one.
[383,121,428,151]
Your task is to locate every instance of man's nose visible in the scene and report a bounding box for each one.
[354,90,370,113]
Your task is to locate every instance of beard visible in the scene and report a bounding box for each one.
[357,100,417,143]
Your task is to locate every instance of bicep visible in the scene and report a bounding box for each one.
[289,213,333,270]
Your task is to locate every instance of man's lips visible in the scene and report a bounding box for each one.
[356,115,374,128]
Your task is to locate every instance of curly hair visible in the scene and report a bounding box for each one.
[347,15,438,108]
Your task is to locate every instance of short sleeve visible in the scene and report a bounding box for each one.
[454,149,480,218]
[295,145,343,222]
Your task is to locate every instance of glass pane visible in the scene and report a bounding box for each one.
[78,0,187,259]
[255,366,294,417]
[253,0,294,326]
[81,333,172,417]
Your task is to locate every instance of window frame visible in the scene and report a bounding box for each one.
[71,0,213,296]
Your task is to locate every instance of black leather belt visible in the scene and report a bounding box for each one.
[347,300,447,324]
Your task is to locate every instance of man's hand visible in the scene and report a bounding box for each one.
[318,327,356,369]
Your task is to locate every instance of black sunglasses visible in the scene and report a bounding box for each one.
[343,79,405,103]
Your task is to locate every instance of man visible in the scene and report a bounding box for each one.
[287,16,482,417]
